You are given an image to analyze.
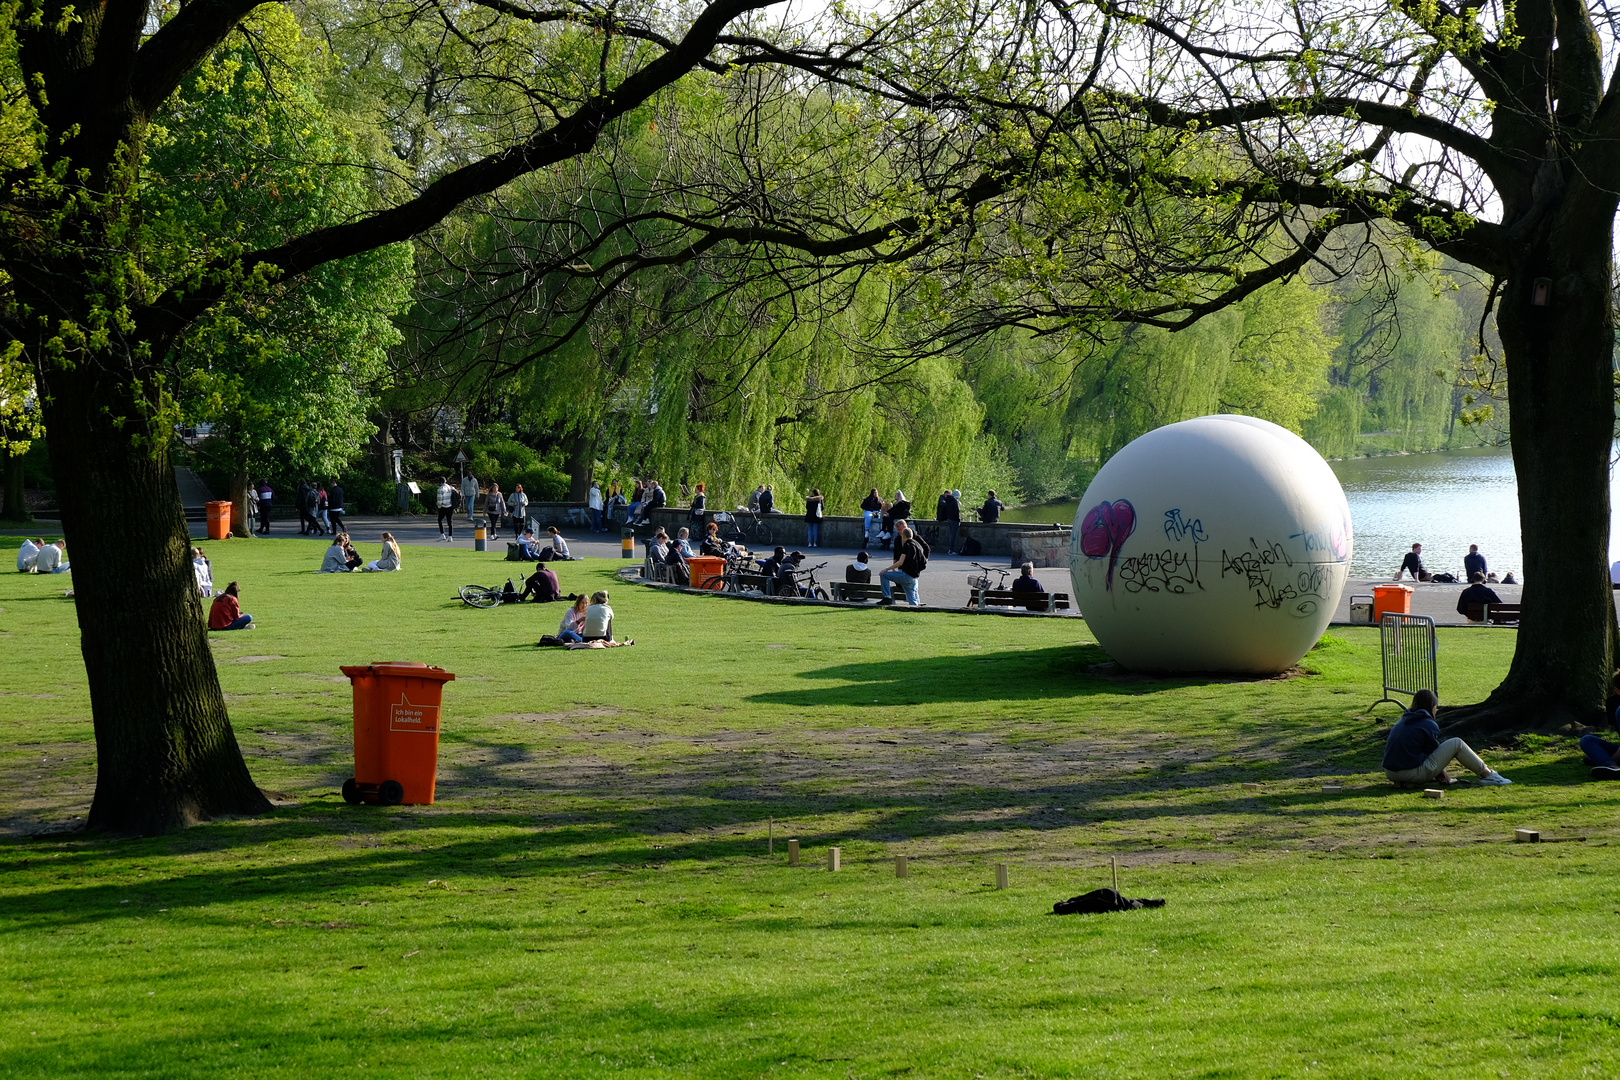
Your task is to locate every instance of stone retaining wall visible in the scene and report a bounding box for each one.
[643,507,1069,560]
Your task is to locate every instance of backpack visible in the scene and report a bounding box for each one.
[960,536,982,556]
[501,578,520,603]
[908,537,929,574]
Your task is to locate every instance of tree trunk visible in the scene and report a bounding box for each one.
[1441,222,1620,737]
[37,361,270,834]
[565,428,598,502]
[230,449,254,539]
[2,447,27,521]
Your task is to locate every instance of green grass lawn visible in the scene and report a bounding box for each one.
[2,538,1617,1078]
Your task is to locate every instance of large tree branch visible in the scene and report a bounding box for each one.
[134,0,775,343]
[131,0,273,117]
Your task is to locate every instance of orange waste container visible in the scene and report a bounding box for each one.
[339,662,455,806]
[205,500,232,540]
[1372,584,1412,622]
[687,555,726,589]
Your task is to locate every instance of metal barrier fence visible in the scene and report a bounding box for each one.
[1371,613,1438,713]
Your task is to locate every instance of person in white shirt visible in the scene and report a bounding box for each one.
[34,539,69,573]
[588,481,604,532]
[437,477,456,541]
[192,547,214,597]
[506,483,530,540]
[16,537,42,572]
[577,589,632,645]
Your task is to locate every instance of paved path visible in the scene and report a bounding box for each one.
[10,512,1551,625]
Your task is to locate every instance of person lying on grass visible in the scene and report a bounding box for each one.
[207,582,254,631]
[1578,670,1620,781]
[1382,689,1511,786]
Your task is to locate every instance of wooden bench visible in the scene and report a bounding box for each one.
[973,587,1071,613]
[831,581,886,603]
[733,572,770,594]
[1464,602,1521,624]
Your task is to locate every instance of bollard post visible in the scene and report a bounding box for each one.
[995,863,1008,890]
[828,847,841,872]
[787,839,799,867]
[894,855,908,878]
[474,527,487,553]
[621,527,635,559]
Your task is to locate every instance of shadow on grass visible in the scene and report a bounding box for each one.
[742,645,1275,706]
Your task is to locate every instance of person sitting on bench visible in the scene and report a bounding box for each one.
[846,551,872,584]
[520,562,561,603]
[1456,572,1502,620]
[1382,689,1511,786]
[1009,562,1046,610]
[1394,542,1431,582]
[700,522,727,557]
[773,551,806,596]
[1579,670,1620,780]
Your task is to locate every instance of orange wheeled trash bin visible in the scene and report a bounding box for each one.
[205,500,232,540]
[339,662,456,806]
[1372,583,1413,622]
[687,555,726,589]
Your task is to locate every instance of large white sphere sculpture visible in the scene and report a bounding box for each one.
[1069,414,1353,674]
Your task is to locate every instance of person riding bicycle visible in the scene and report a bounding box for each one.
[773,551,807,596]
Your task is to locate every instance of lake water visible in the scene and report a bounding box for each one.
[1001,444,1620,580]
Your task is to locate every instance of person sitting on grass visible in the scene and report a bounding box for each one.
[517,529,544,560]
[361,532,402,572]
[16,537,42,572]
[520,562,561,603]
[846,551,872,584]
[192,547,214,598]
[556,594,589,642]
[1394,542,1432,582]
[1455,572,1503,620]
[319,535,353,573]
[579,590,633,646]
[1382,689,1511,786]
[208,581,254,631]
[540,526,572,561]
[1578,670,1620,781]
[1009,561,1046,610]
[33,539,69,574]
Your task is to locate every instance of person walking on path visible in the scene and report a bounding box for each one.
[936,488,961,553]
[804,488,824,547]
[589,480,605,532]
[1382,689,1511,786]
[296,481,312,534]
[461,472,480,525]
[507,483,530,539]
[316,484,330,533]
[256,480,273,535]
[326,480,346,535]
[484,483,505,537]
[437,477,457,540]
[879,521,929,606]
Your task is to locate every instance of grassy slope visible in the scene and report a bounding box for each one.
[1,539,1615,1078]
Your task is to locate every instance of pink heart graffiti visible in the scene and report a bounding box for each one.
[1080,499,1136,589]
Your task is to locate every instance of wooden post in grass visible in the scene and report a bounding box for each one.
[1111,856,1118,894]
[894,855,908,878]
[788,839,799,866]
[995,863,1008,889]
[769,818,773,856]
[828,847,841,871]
[1514,828,1539,843]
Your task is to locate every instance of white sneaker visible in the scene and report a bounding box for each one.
[1478,772,1513,786]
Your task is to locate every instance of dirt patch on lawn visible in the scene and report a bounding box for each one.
[0,741,94,836]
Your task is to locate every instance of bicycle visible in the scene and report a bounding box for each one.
[796,561,832,602]
[458,583,505,608]
[967,562,1012,594]
[732,506,774,545]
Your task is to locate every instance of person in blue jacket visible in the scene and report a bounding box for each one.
[1578,671,1620,780]
[1383,689,1512,786]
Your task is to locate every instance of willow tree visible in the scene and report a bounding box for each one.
[0,0,869,833]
